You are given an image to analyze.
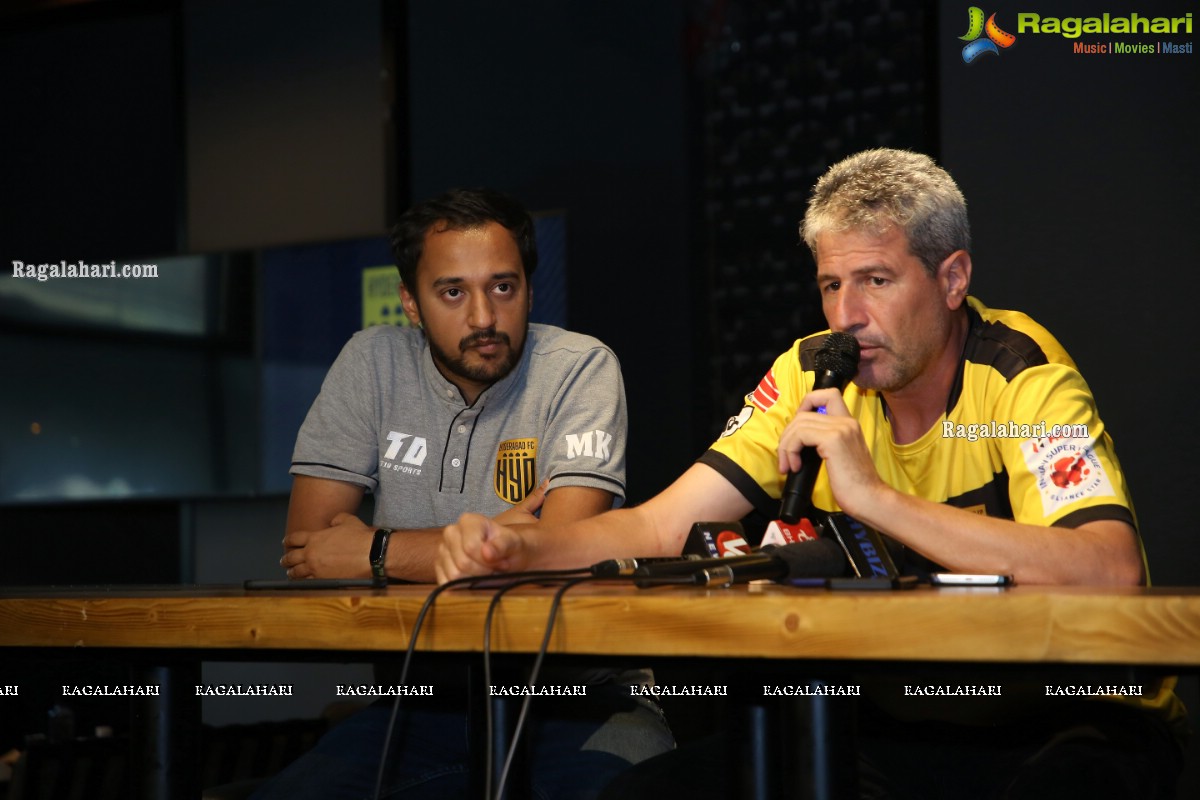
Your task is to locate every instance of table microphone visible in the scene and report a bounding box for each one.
[632,538,848,587]
[760,538,849,580]
[779,332,860,524]
[590,556,703,577]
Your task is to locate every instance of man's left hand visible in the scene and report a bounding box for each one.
[280,512,374,579]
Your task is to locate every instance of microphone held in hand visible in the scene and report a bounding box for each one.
[779,332,861,524]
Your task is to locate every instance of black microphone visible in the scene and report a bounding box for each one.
[633,553,784,587]
[689,554,788,587]
[631,538,849,587]
[590,555,703,577]
[762,538,849,580]
[779,332,861,524]
[630,554,745,579]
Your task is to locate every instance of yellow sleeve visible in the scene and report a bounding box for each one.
[993,362,1136,530]
[705,342,811,507]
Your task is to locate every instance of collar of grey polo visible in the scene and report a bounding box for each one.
[369,528,393,579]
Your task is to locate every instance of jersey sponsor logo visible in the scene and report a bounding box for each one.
[748,369,780,413]
[495,438,537,504]
[383,431,428,466]
[564,430,613,462]
[720,406,753,438]
[1020,437,1115,516]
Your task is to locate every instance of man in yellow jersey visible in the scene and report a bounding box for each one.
[439,149,1186,797]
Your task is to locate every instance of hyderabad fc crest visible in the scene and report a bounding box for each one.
[495,438,538,504]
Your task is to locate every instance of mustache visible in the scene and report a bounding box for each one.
[460,329,511,349]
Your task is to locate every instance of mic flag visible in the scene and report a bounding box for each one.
[761,517,818,547]
[779,332,860,525]
[823,513,898,579]
[683,521,751,558]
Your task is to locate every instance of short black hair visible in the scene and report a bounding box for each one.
[390,188,538,290]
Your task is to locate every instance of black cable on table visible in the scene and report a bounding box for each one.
[489,572,698,800]
[369,568,591,800]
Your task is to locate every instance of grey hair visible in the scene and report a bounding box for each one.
[801,149,970,275]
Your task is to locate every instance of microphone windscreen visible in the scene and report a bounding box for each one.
[814,331,861,380]
[762,538,849,580]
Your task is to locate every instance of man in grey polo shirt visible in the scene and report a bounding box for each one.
[281,190,625,582]
[256,189,672,799]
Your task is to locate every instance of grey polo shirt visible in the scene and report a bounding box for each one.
[290,322,627,528]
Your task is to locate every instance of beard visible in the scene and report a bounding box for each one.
[856,344,923,393]
[428,325,526,386]
[854,318,952,394]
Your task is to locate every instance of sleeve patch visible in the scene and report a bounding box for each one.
[721,406,754,438]
[749,369,780,413]
[1021,438,1116,517]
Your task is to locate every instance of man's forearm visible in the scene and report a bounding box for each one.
[504,505,673,572]
[510,464,757,571]
[383,528,444,582]
[857,488,1143,585]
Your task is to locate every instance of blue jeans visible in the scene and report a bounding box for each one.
[251,683,675,800]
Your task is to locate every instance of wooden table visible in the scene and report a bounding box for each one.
[3,582,1199,799]
[3,583,1199,663]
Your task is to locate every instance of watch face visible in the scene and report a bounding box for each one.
[370,528,391,568]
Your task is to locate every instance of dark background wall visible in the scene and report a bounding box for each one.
[405,0,696,499]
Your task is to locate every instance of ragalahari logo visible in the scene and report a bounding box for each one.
[960,7,1017,62]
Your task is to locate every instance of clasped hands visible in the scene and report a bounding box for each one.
[281,479,549,580]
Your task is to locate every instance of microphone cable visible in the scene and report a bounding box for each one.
[481,574,586,800]
[489,571,697,800]
[369,568,591,800]
[490,574,600,800]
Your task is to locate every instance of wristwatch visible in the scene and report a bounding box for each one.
[369,528,393,580]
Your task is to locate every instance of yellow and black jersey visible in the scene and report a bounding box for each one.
[702,296,1136,549]
[701,297,1188,740]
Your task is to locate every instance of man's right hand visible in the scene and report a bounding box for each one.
[492,478,549,528]
[434,481,544,582]
[436,513,528,583]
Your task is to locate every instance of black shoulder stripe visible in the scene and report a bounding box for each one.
[965,310,1050,382]
[947,306,1051,411]
[696,450,777,517]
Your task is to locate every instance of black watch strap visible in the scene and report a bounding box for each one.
[369,528,393,579]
